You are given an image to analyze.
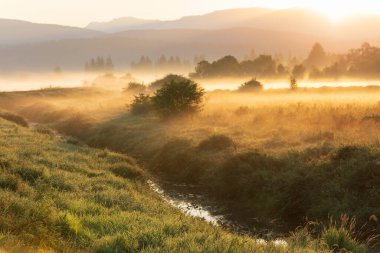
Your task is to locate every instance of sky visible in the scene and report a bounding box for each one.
[1,0,380,27]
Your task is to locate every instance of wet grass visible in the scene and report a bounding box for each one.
[0,87,379,252]
[0,118,348,252]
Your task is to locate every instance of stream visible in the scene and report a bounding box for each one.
[148,180,288,247]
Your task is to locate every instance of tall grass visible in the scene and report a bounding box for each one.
[0,118,343,252]
[1,87,379,252]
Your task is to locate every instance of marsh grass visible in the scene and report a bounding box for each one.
[1,87,379,252]
[0,118,342,252]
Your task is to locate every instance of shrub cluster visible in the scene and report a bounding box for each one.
[130,75,205,118]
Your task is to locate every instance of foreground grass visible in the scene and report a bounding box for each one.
[0,118,341,252]
[0,87,378,252]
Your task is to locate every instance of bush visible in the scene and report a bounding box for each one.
[238,78,263,92]
[151,78,204,118]
[130,94,153,115]
[0,112,29,127]
[123,82,146,94]
[198,135,234,151]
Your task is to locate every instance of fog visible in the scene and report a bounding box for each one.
[2,71,380,93]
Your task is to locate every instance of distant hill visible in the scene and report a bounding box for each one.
[0,27,365,72]
[0,19,103,45]
[86,17,162,33]
[86,8,380,41]
[1,8,380,72]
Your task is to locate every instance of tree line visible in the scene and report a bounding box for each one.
[190,42,380,80]
[85,56,114,72]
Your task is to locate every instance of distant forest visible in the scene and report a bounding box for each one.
[84,43,380,81]
[130,55,203,73]
[190,43,380,80]
[85,57,114,72]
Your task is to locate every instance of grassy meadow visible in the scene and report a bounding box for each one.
[0,117,340,253]
[0,85,379,252]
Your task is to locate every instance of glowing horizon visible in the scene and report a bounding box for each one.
[1,0,380,27]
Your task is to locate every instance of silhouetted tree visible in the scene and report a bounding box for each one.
[85,56,114,72]
[292,64,306,79]
[305,43,328,69]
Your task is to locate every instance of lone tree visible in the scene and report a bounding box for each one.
[151,78,204,118]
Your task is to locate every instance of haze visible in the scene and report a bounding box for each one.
[2,0,380,26]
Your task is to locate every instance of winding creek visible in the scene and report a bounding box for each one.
[148,180,288,247]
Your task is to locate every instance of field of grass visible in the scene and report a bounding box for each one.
[0,117,343,253]
[0,86,379,252]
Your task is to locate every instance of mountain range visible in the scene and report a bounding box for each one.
[0,8,380,72]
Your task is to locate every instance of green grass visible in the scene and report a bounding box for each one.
[0,118,342,252]
[0,87,378,252]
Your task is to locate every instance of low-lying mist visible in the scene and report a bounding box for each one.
[2,70,380,92]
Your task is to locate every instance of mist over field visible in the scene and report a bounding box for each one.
[0,2,380,253]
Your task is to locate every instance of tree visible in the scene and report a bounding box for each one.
[190,60,211,78]
[292,64,306,79]
[212,55,240,76]
[105,57,114,71]
[305,43,327,69]
[151,78,205,118]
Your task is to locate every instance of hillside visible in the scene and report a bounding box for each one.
[0,19,103,45]
[87,17,162,33]
[86,8,380,41]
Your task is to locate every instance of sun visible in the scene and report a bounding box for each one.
[312,3,352,23]
[325,11,346,23]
